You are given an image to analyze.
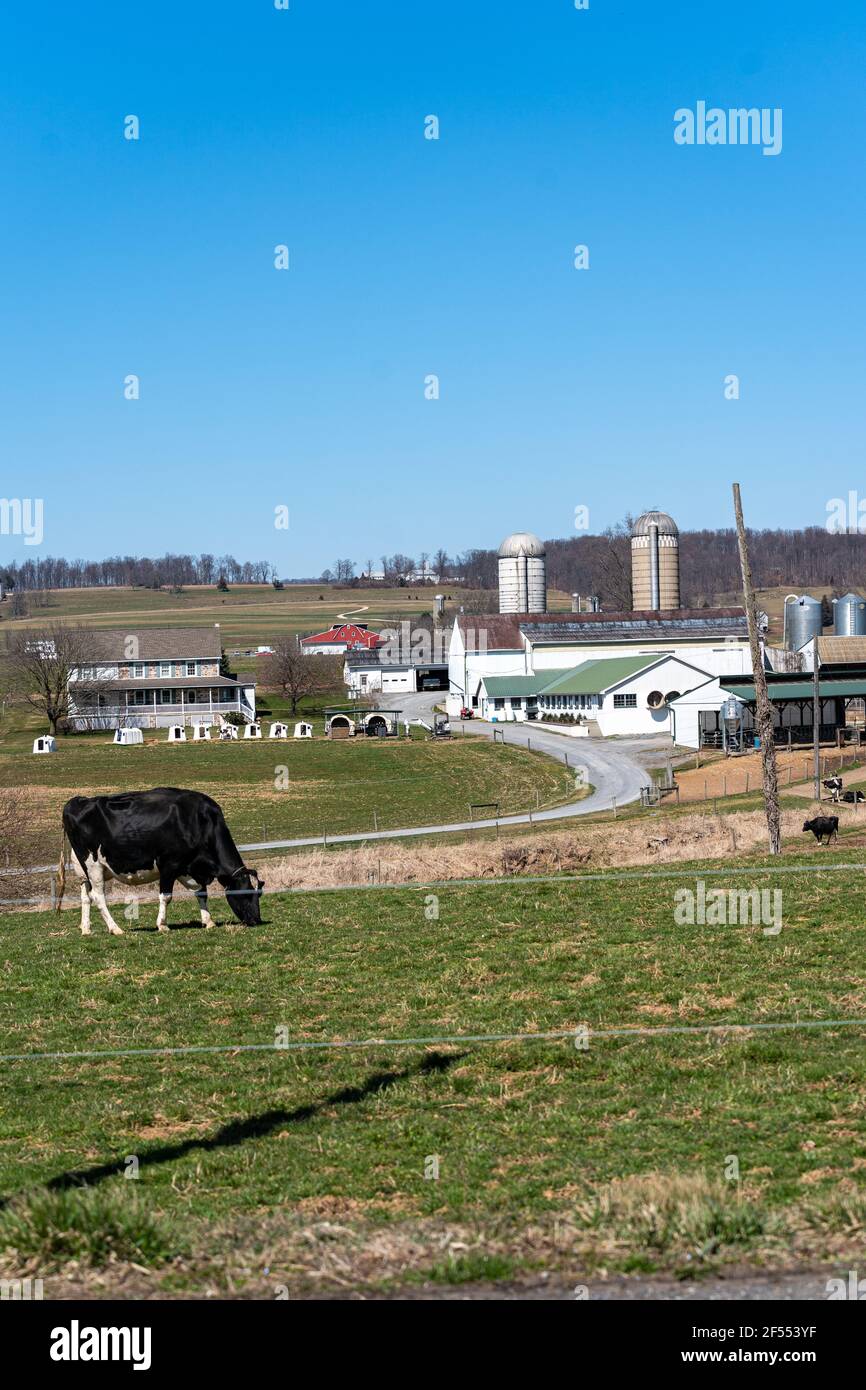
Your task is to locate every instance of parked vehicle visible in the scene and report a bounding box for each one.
[460,707,474,719]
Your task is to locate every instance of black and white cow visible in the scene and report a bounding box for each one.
[57,787,263,935]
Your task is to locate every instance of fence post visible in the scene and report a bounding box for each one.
[612,796,617,819]
[373,809,378,832]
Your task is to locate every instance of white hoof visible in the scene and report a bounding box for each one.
[108,926,124,937]
[157,924,169,933]
[80,927,93,937]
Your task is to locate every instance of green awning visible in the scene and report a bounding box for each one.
[721,679,866,701]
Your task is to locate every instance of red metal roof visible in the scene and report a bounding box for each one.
[301,623,382,650]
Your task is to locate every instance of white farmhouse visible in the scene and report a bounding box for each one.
[67,627,256,731]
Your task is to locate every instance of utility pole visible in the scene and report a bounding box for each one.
[813,645,821,803]
[732,483,781,855]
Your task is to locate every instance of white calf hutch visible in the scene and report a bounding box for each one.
[33,735,57,754]
[113,728,143,745]
[269,722,289,739]
[166,725,187,742]
[292,721,312,738]
[243,722,262,739]
[192,723,212,741]
[219,724,239,740]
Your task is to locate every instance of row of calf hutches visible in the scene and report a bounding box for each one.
[34,722,315,752]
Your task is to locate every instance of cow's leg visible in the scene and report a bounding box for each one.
[88,860,123,936]
[156,873,174,932]
[156,892,172,932]
[194,885,215,929]
[79,882,92,936]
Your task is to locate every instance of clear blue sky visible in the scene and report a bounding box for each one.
[1,1,863,575]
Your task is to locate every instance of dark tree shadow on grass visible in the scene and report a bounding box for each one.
[1,1051,463,1206]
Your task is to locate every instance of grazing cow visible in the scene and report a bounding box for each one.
[802,815,839,846]
[57,787,264,935]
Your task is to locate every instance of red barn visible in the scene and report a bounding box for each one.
[299,623,382,656]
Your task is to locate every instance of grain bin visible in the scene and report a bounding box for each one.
[497,532,547,613]
[832,592,866,637]
[783,594,823,651]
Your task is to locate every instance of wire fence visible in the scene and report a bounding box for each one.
[4,1016,866,1066]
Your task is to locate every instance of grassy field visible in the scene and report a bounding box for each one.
[0,722,575,860]
[1,851,864,1295]
[0,583,575,661]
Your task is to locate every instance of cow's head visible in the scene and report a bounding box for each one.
[802,820,813,832]
[225,865,264,925]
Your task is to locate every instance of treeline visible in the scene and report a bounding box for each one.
[3,526,865,605]
[0,554,276,592]
[460,526,866,608]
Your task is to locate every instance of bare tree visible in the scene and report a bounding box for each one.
[433,548,450,581]
[7,624,113,735]
[261,641,342,715]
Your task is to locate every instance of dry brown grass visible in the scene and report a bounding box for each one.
[248,802,857,897]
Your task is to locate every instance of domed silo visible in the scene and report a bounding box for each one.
[497,532,547,613]
[833,592,866,637]
[630,511,680,610]
[783,594,823,651]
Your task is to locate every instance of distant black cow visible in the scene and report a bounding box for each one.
[57,788,264,935]
[803,815,839,846]
[840,790,866,804]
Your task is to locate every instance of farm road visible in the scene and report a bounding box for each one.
[242,699,671,853]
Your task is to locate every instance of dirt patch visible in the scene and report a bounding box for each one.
[674,747,863,802]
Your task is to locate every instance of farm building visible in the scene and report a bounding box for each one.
[344,648,448,696]
[477,654,712,735]
[300,623,382,656]
[66,627,256,731]
[447,609,752,734]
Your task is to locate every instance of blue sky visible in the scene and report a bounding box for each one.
[1,1,864,574]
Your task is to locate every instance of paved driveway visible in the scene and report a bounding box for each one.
[240,697,673,853]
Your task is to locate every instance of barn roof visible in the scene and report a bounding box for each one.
[456,607,747,651]
[301,623,381,649]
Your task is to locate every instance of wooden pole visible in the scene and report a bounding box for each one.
[732,483,781,854]
[813,652,821,802]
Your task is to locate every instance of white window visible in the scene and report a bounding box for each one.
[160,662,172,678]
[161,689,173,704]
[132,663,145,678]
[186,661,197,677]
[613,693,637,709]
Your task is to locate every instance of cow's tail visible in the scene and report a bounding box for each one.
[56,826,67,912]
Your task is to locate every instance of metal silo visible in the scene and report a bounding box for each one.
[783,595,823,651]
[497,532,547,613]
[833,592,866,636]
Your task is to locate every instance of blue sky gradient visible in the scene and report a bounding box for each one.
[1,1,863,573]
